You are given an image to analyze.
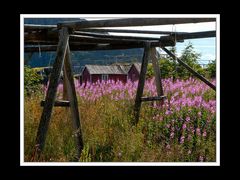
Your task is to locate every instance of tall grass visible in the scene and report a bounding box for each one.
[24,78,216,162]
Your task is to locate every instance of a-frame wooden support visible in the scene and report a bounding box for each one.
[134,42,166,124]
[31,27,83,161]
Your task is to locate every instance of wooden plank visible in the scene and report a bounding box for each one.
[73,31,164,41]
[133,42,151,125]
[174,31,216,40]
[75,29,188,35]
[64,45,84,160]
[69,35,160,44]
[40,100,70,107]
[62,66,68,100]
[141,96,166,102]
[59,18,216,29]
[161,47,216,91]
[24,24,57,31]
[24,37,175,52]
[33,27,69,160]
[151,48,164,105]
[25,33,170,45]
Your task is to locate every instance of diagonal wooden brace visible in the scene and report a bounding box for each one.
[32,27,69,161]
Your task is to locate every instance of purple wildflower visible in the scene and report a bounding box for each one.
[180,136,185,144]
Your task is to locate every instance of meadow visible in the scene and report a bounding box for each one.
[24,78,216,162]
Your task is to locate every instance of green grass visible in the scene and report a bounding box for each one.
[24,90,216,162]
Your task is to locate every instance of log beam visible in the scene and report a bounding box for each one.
[59,18,216,29]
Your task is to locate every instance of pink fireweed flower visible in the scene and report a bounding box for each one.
[202,131,207,137]
[180,136,185,144]
[166,144,170,150]
[165,110,173,115]
[182,123,187,130]
[196,128,201,136]
[170,132,174,139]
[198,111,202,117]
[186,116,191,122]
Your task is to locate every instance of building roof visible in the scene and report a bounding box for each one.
[84,64,131,75]
[132,63,141,73]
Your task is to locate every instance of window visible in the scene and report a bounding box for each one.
[102,74,109,81]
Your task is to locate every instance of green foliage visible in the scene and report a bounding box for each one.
[146,42,210,80]
[204,60,216,78]
[176,42,201,79]
[80,144,92,162]
[24,66,43,96]
[146,63,154,78]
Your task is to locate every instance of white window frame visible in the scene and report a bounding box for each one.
[102,74,109,81]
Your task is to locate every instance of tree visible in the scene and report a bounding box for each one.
[177,42,202,79]
[205,60,216,78]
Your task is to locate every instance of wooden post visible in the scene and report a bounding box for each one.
[161,47,216,91]
[133,42,151,125]
[32,27,69,160]
[62,70,68,100]
[151,47,164,106]
[63,45,84,160]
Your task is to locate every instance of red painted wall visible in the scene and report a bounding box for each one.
[81,68,128,84]
[128,66,140,81]
[109,74,127,83]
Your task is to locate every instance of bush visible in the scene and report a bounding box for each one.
[204,60,216,78]
[24,66,43,96]
[146,42,211,80]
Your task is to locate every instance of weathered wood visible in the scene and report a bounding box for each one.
[161,47,216,91]
[24,24,57,31]
[64,45,84,160]
[40,100,70,107]
[173,31,216,40]
[63,65,68,100]
[33,27,69,160]
[73,31,163,41]
[24,37,175,52]
[151,48,164,105]
[75,29,188,35]
[141,96,166,102]
[134,42,151,125]
[59,18,215,29]
[69,35,160,44]
[25,33,169,45]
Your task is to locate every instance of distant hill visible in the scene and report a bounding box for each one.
[24,18,143,74]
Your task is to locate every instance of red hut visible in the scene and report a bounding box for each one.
[80,64,131,84]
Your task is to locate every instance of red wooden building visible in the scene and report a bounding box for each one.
[80,64,130,84]
[80,63,142,85]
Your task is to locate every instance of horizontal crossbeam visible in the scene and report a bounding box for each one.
[141,96,166,102]
[40,100,70,107]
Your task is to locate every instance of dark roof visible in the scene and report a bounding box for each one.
[84,64,131,75]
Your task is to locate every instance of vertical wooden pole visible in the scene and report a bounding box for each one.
[63,72,68,100]
[64,45,84,160]
[133,42,151,125]
[33,27,69,160]
[151,47,164,105]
